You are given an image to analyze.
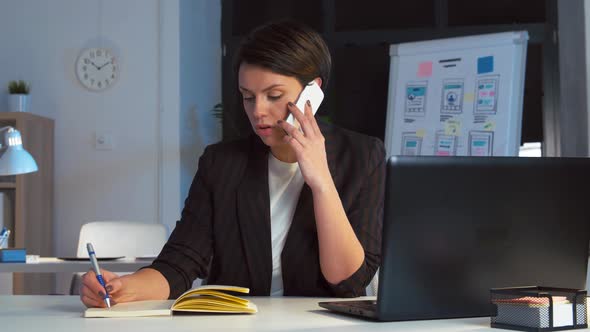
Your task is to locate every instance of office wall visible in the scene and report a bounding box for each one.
[179,0,222,203]
[586,0,590,156]
[0,0,220,293]
[558,0,590,157]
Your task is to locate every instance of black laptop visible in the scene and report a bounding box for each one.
[320,156,590,321]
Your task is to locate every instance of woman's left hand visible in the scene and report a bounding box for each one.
[277,101,333,193]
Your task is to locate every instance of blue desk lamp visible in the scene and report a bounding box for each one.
[0,126,38,176]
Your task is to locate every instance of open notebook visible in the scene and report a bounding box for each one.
[84,285,257,318]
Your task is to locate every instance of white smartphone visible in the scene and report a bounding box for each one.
[286,81,324,126]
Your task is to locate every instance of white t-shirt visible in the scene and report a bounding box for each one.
[268,153,305,296]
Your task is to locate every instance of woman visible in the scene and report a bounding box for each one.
[80,20,385,308]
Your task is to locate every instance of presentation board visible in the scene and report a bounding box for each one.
[384,31,529,157]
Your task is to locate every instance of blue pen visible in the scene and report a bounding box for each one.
[86,243,111,308]
[0,228,8,248]
[0,230,9,248]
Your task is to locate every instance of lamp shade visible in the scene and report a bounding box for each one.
[0,128,38,176]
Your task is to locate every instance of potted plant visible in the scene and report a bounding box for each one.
[204,102,223,143]
[7,80,30,113]
[210,103,223,122]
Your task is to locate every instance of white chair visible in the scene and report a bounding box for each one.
[69,221,169,295]
[366,269,379,296]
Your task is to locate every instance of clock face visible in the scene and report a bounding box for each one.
[75,48,118,91]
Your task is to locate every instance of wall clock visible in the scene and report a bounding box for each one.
[75,48,118,91]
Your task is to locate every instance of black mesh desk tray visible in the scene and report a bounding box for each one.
[490,286,587,331]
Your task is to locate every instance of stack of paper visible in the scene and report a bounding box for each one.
[493,296,573,328]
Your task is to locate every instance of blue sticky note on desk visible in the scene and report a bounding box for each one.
[478,56,494,74]
[0,248,26,262]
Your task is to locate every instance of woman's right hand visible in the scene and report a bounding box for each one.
[80,269,119,308]
[80,268,167,308]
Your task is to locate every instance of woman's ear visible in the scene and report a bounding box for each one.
[314,77,323,89]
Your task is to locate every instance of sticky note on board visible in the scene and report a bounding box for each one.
[445,119,461,136]
[417,61,433,78]
[416,129,426,137]
[478,56,494,74]
[464,92,475,103]
[483,121,495,131]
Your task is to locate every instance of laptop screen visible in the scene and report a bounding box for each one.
[377,156,590,321]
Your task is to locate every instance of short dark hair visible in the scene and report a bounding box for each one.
[234,20,331,89]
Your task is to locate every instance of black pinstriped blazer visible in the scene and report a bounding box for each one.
[149,121,385,298]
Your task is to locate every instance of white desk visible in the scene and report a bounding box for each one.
[0,257,152,294]
[0,296,588,331]
[0,257,152,273]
